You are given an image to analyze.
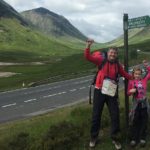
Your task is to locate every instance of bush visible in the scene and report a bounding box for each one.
[41,121,84,150]
[8,132,30,150]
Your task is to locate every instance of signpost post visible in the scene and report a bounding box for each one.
[123,14,129,128]
[123,14,150,127]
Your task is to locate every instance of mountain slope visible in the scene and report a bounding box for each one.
[21,7,87,41]
[0,0,27,25]
[108,26,150,47]
[0,0,84,62]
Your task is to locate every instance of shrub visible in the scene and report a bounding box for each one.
[41,121,83,150]
[8,132,30,150]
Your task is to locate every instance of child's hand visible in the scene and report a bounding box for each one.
[129,88,137,94]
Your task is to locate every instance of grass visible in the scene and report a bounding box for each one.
[0,48,149,91]
[0,18,86,62]
[0,18,100,91]
[0,53,95,91]
[108,27,150,47]
[0,89,150,149]
[0,102,90,150]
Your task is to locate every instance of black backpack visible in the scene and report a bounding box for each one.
[89,53,120,104]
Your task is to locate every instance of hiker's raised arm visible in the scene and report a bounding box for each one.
[86,39,94,49]
[84,39,103,65]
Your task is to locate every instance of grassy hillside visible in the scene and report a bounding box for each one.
[129,27,150,45]
[0,18,85,62]
[108,26,150,48]
[0,53,95,91]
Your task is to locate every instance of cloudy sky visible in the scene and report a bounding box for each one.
[4,0,150,43]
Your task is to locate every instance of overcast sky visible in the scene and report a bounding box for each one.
[4,0,150,43]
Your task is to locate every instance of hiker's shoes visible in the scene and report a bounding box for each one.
[130,139,146,147]
[89,138,122,149]
[89,138,97,148]
[112,140,122,150]
[140,139,146,147]
[130,140,136,147]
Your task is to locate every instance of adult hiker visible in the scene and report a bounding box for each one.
[84,39,133,150]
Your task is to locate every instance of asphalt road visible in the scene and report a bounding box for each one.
[0,75,94,123]
[0,75,125,123]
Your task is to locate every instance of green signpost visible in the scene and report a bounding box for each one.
[128,15,150,29]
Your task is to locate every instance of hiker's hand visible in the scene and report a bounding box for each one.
[129,88,137,94]
[143,60,149,67]
[86,39,94,48]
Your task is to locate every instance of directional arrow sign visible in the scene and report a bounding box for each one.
[128,15,150,29]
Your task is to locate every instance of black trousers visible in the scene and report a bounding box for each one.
[130,103,148,141]
[90,88,120,140]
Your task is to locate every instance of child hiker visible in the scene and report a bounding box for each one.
[127,60,150,147]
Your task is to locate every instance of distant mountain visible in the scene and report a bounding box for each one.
[21,7,87,41]
[0,0,27,25]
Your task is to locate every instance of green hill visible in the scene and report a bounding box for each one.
[0,18,84,62]
[0,0,86,62]
[107,26,150,49]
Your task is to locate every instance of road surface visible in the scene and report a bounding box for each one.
[0,75,125,123]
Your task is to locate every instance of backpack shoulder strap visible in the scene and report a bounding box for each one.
[91,58,107,85]
[98,58,107,70]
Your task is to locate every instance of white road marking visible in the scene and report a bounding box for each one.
[70,89,77,92]
[2,103,16,108]
[79,87,86,90]
[43,91,67,98]
[74,79,92,84]
[58,91,66,95]
[24,99,37,103]
[43,93,57,98]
